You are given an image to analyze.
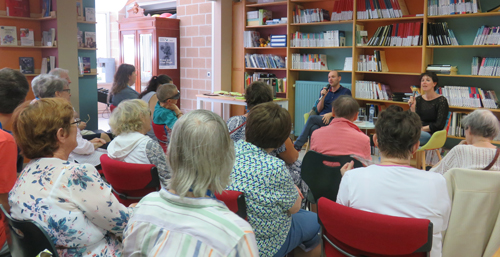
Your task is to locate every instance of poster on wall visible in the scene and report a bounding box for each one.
[159,37,177,69]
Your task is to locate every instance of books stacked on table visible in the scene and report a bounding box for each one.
[291,53,328,70]
[473,26,500,45]
[331,0,353,21]
[439,85,498,108]
[426,64,457,74]
[355,80,392,100]
[367,22,422,46]
[244,31,260,47]
[428,0,481,16]
[472,57,500,76]
[245,54,286,69]
[427,22,459,45]
[270,35,286,47]
[292,6,330,24]
[357,50,388,72]
[290,30,345,47]
[356,0,412,20]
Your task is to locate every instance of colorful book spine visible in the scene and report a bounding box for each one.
[367,22,422,46]
[291,53,328,70]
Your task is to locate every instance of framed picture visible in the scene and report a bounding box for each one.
[76,0,83,20]
[158,37,177,69]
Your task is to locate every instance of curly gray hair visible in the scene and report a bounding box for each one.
[461,109,500,140]
[34,74,68,98]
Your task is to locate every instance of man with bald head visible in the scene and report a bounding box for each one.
[294,70,351,151]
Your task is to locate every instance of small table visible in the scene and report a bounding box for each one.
[196,94,289,120]
[353,121,375,134]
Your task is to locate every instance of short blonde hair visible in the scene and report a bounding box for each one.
[168,109,235,198]
[109,99,149,135]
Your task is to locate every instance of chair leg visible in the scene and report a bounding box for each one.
[421,151,426,170]
[305,138,310,152]
[435,149,442,161]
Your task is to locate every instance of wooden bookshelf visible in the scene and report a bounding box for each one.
[356,46,423,49]
[428,12,500,19]
[245,47,287,49]
[0,12,57,21]
[77,21,97,24]
[447,135,500,144]
[426,45,500,48]
[290,69,352,73]
[355,71,421,75]
[357,16,424,22]
[0,45,57,48]
[246,24,287,28]
[290,46,352,49]
[246,1,288,7]
[290,20,353,26]
[245,67,287,71]
[436,74,500,79]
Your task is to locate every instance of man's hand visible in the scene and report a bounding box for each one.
[322,112,333,124]
[78,121,87,130]
[340,161,354,176]
[90,138,106,150]
[320,87,328,96]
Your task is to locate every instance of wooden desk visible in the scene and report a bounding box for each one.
[196,94,289,120]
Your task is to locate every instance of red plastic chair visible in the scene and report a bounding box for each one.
[110,104,117,112]
[214,190,247,220]
[317,197,433,257]
[152,122,170,153]
[100,155,160,206]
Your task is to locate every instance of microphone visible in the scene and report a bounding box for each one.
[322,84,331,97]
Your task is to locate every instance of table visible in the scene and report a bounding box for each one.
[353,121,375,134]
[196,94,289,120]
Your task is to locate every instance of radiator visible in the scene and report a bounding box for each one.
[294,81,352,136]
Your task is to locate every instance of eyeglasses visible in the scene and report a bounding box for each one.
[71,114,90,126]
[61,89,71,94]
[162,92,180,102]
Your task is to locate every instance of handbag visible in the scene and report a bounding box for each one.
[483,148,500,170]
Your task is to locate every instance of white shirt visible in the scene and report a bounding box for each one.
[68,128,105,166]
[337,164,451,257]
[430,144,500,174]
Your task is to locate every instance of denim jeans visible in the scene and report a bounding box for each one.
[295,115,332,148]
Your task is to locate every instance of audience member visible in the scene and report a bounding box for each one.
[294,70,351,150]
[338,110,451,257]
[227,81,308,199]
[139,74,172,140]
[107,99,170,187]
[310,95,371,160]
[431,109,500,174]
[110,64,138,106]
[0,68,28,256]
[228,102,321,257]
[123,110,258,256]
[10,98,132,256]
[408,72,449,145]
[152,83,182,148]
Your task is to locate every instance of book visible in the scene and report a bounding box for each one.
[473,26,500,45]
[85,32,96,48]
[85,7,96,22]
[355,80,392,100]
[291,53,328,70]
[427,22,459,46]
[77,29,84,47]
[41,0,51,17]
[258,9,272,25]
[78,57,84,75]
[344,57,353,71]
[76,0,84,20]
[357,0,409,19]
[82,57,91,73]
[331,0,353,21]
[472,57,500,76]
[357,50,388,72]
[6,0,30,17]
[20,28,34,46]
[243,31,260,47]
[290,30,345,47]
[428,0,480,16]
[19,57,34,74]
[41,28,55,46]
[0,26,18,46]
[367,22,423,46]
[245,54,286,69]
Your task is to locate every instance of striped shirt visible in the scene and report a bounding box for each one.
[123,189,258,257]
[430,144,500,174]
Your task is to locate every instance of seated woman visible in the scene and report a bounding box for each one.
[408,72,449,145]
[228,102,321,257]
[110,64,138,107]
[226,81,307,199]
[9,98,132,257]
[431,109,500,174]
[123,110,258,256]
[107,99,170,187]
[152,83,183,149]
[339,110,451,257]
[139,74,172,140]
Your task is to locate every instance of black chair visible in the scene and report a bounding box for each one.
[301,151,363,203]
[0,204,59,257]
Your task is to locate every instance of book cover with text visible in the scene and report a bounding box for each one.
[85,32,96,48]
[6,0,30,17]
[20,28,34,46]
[0,26,18,46]
[82,57,91,73]
[19,57,35,74]
[85,7,95,22]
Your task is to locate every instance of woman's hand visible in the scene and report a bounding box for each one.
[90,138,106,150]
[78,121,87,130]
[340,161,354,176]
[408,96,416,112]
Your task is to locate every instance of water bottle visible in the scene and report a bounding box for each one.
[369,105,375,123]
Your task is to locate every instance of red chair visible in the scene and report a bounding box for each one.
[110,104,117,112]
[317,197,433,257]
[214,190,247,220]
[100,155,160,206]
[152,122,170,153]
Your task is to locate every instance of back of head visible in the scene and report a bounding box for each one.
[156,83,179,102]
[385,105,404,113]
[109,99,149,135]
[139,74,173,98]
[0,68,29,114]
[168,109,235,198]
[245,81,273,110]
[333,95,359,120]
[246,102,291,149]
[12,98,74,159]
[48,68,69,78]
[461,109,500,140]
[375,110,421,159]
[112,64,135,95]
[34,74,68,98]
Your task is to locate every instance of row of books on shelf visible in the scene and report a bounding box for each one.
[356,0,411,20]
[355,80,392,100]
[447,112,500,141]
[357,50,388,72]
[291,53,328,70]
[4,0,52,17]
[290,31,346,47]
[473,26,500,45]
[244,72,287,93]
[244,31,260,48]
[292,7,330,24]
[428,22,459,46]
[245,54,286,69]
[331,0,354,21]
[427,0,481,16]
[472,57,500,76]
[0,26,55,46]
[439,86,498,109]
[18,56,56,74]
[367,22,422,46]
[78,29,96,48]
[78,56,92,75]
[426,64,457,74]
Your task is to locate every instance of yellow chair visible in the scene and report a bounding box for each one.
[303,113,310,152]
[416,130,447,170]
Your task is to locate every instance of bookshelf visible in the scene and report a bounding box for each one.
[232,0,500,145]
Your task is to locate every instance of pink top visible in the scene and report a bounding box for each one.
[310,117,371,160]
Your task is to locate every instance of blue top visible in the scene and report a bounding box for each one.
[153,102,177,129]
[111,86,139,106]
[318,85,352,115]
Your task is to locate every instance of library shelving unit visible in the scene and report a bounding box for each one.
[232,0,500,143]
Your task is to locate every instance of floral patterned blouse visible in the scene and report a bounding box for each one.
[9,158,131,257]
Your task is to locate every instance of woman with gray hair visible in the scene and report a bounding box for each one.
[431,109,500,174]
[122,109,258,256]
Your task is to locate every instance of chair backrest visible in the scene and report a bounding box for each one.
[214,190,247,220]
[303,112,309,125]
[317,198,433,257]
[301,151,363,203]
[0,204,59,257]
[443,168,500,257]
[100,154,160,205]
[152,122,169,153]
[419,130,447,151]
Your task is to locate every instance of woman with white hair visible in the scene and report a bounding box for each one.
[431,109,500,174]
[107,99,169,187]
[122,109,258,256]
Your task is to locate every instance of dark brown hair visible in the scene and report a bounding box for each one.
[12,98,74,159]
[246,102,291,149]
[332,95,359,120]
[0,68,29,114]
[375,110,421,159]
[139,74,173,99]
[245,81,273,110]
[111,64,135,95]
[385,105,404,112]
[420,72,439,90]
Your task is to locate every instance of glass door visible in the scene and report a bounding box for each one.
[139,32,153,92]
